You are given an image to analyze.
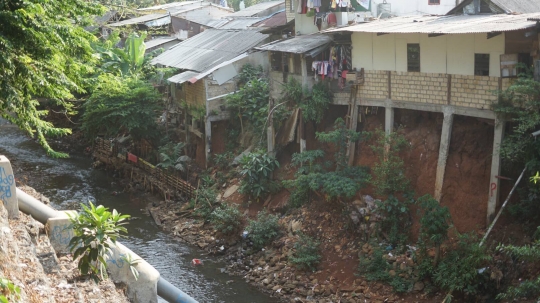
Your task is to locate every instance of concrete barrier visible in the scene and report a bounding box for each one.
[107,242,160,303]
[46,210,77,254]
[0,156,18,219]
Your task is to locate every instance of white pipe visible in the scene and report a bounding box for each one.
[16,188,198,303]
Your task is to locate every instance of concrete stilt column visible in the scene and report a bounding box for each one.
[0,155,18,219]
[47,210,77,254]
[487,119,505,225]
[434,107,454,201]
[204,118,211,169]
[384,105,394,135]
[267,98,275,157]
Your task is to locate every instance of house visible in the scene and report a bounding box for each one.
[324,12,540,227]
[290,0,464,36]
[151,29,269,166]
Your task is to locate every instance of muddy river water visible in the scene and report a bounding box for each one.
[0,121,276,303]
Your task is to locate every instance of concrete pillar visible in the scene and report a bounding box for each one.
[204,118,211,169]
[384,105,394,135]
[0,156,18,219]
[434,107,454,201]
[267,98,275,157]
[487,119,505,225]
[107,242,160,303]
[301,55,308,88]
[46,210,77,254]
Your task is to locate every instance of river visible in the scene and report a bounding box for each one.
[0,122,277,303]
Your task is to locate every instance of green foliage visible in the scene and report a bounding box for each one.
[358,246,412,293]
[93,31,149,77]
[0,0,104,157]
[246,211,281,250]
[497,227,540,300]
[68,202,131,283]
[212,151,234,170]
[285,119,369,206]
[191,187,218,220]
[0,278,20,303]
[289,233,321,272]
[156,142,190,172]
[316,118,362,171]
[280,78,333,124]
[239,150,280,200]
[417,194,452,265]
[432,233,492,298]
[81,74,162,140]
[370,129,413,245]
[370,129,411,196]
[210,203,244,235]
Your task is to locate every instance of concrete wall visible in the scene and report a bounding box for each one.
[351,32,505,77]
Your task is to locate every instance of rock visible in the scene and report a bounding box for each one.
[362,195,375,209]
[389,270,396,277]
[289,220,302,234]
[223,185,239,199]
[413,281,424,292]
[349,214,359,225]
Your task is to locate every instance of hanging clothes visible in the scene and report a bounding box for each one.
[327,12,337,27]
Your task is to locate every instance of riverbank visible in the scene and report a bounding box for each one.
[0,185,129,303]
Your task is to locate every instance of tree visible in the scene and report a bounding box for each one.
[0,0,103,157]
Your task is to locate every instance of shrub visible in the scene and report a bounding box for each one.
[246,210,281,250]
[68,202,133,283]
[432,233,493,300]
[0,277,20,303]
[289,233,321,271]
[191,187,218,220]
[239,150,280,201]
[358,246,412,293]
[417,194,452,265]
[210,204,244,235]
[212,151,234,170]
[81,74,162,141]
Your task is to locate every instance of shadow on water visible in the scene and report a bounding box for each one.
[0,123,278,303]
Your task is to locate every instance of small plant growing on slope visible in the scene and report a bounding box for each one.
[417,194,452,266]
[246,210,281,250]
[191,186,218,220]
[0,278,20,303]
[289,232,321,272]
[239,150,280,201]
[157,142,190,172]
[370,129,414,246]
[210,203,244,235]
[68,202,132,283]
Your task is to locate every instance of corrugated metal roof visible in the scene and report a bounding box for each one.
[151,29,268,72]
[447,0,540,14]
[108,14,169,27]
[138,1,202,12]
[228,0,284,17]
[325,13,540,35]
[145,37,179,49]
[491,0,540,13]
[255,34,332,54]
[168,71,200,84]
[252,11,287,28]
[219,17,264,29]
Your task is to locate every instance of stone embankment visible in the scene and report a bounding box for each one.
[0,186,129,303]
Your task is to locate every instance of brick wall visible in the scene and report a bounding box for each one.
[357,70,388,100]
[450,75,498,109]
[185,80,205,107]
[391,72,447,105]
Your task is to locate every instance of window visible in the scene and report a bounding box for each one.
[474,54,490,76]
[428,0,440,4]
[407,44,420,72]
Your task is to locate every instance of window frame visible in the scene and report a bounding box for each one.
[474,53,490,76]
[407,43,421,73]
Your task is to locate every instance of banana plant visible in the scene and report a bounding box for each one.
[94,31,150,77]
